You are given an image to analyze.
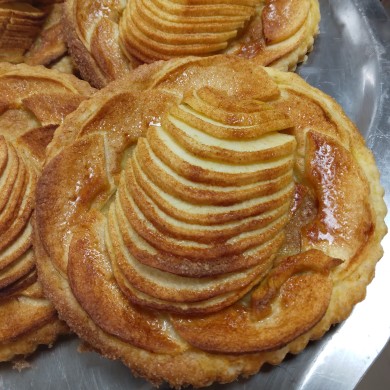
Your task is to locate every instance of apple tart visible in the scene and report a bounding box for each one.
[0,63,94,362]
[35,56,386,387]
[0,1,75,73]
[0,1,47,63]
[64,0,320,88]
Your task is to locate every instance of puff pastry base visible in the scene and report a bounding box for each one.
[35,56,387,387]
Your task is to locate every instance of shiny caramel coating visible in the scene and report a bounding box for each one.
[35,56,387,387]
[0,63,94,361]
[64,0,320,87]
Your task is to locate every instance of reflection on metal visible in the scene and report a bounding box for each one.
[0,1,389,389]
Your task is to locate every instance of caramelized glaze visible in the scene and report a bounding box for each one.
[0,63,94,361]
[34,56,386,388]
[64,0,320,87]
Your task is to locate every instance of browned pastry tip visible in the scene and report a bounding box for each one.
[25,1,79,74]
[0,62,95,362]
[35,55,386,387]
[64,0,320,88]
[25,2,67,66]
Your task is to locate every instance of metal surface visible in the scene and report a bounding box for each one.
[0,1,389,389]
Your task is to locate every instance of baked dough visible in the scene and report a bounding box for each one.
[64,0,320,87]
[0,62,94,362]
[35,56,387,387]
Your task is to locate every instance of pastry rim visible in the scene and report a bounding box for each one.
[34,57,387,388]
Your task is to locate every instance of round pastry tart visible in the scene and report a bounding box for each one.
[0,63,94,362]
[64,0,320,88]
[35,56,386,387]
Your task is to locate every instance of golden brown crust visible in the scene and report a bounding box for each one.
[0,63,94,362]
[35,56,387,387]
[64,0,320,88]
[0,310,69,363]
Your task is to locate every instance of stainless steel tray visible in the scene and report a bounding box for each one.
[1,1,389,389]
